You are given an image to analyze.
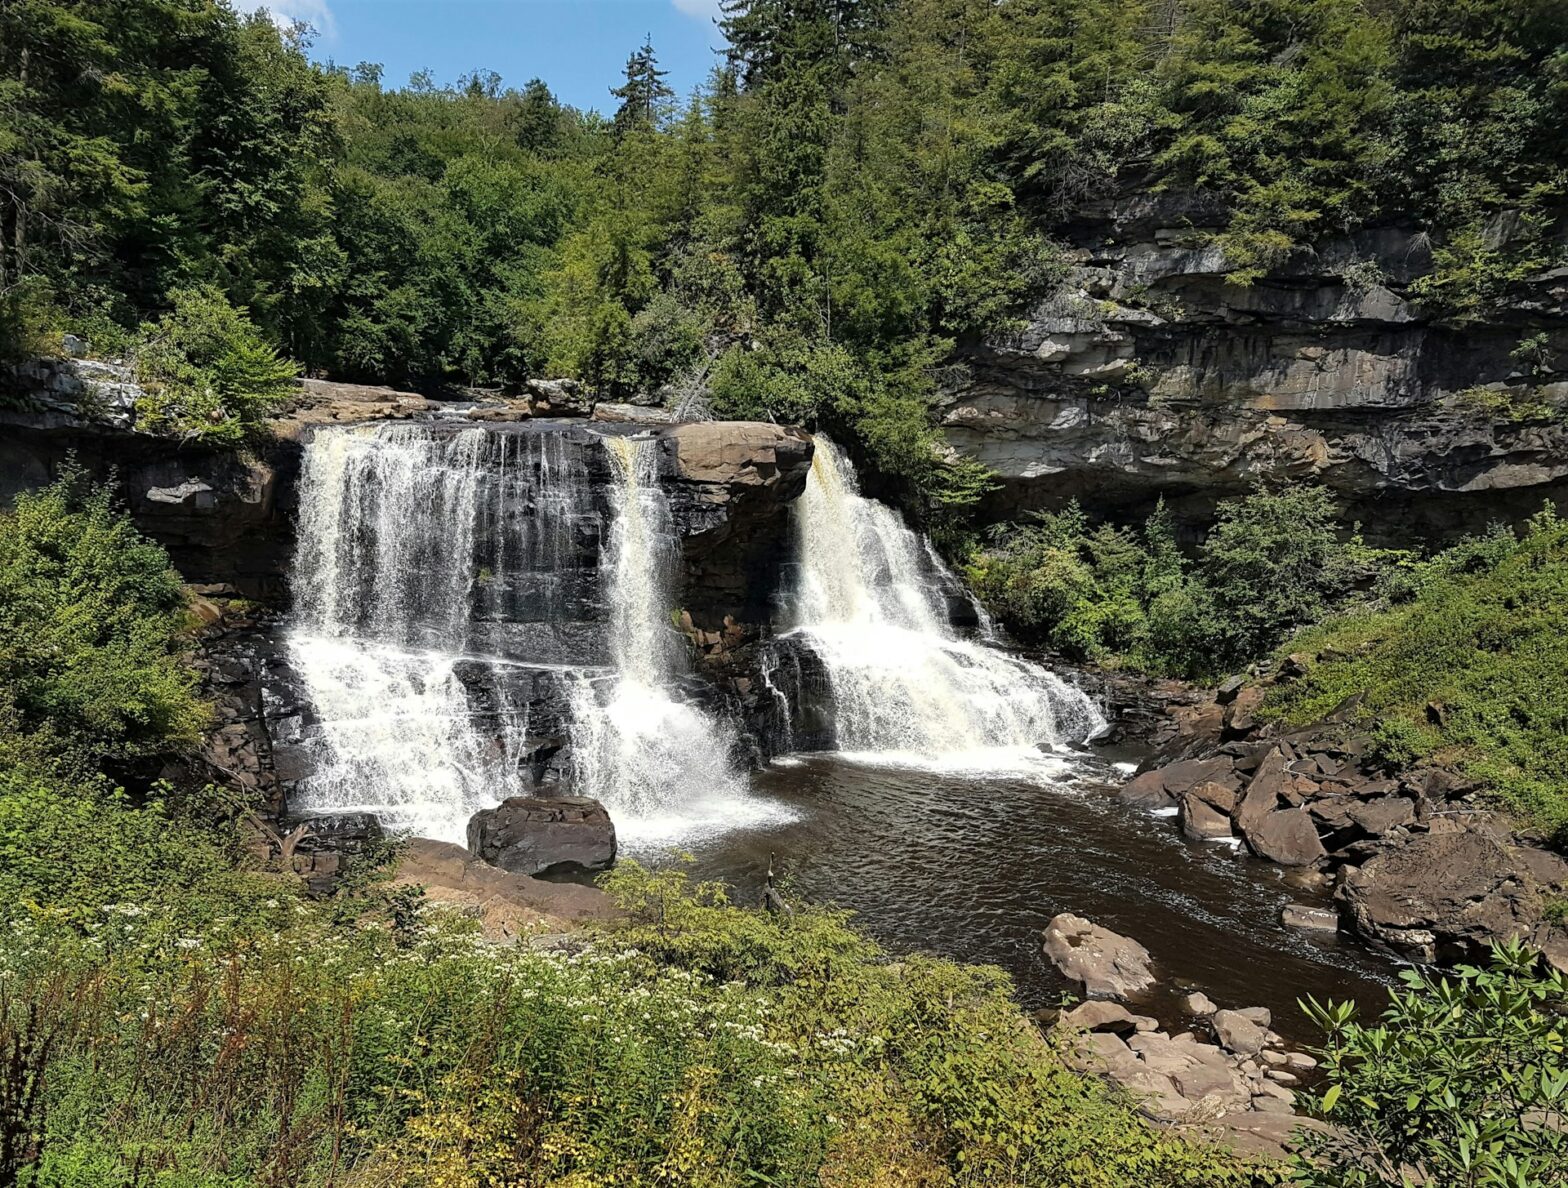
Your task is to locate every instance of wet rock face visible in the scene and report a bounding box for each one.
[940,192,1568,541]
[467,796,618,877]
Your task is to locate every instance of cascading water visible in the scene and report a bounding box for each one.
[288,423,592,841]
[568,436,787,844]
[288,422,782,848]
[785,436,1104,766]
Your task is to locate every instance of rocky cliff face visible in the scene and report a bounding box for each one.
[2,368,812,623]
[942,193,1568,540]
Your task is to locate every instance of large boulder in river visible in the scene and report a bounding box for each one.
[1340,829,1568,964]
[467,796,617,877]
[1043,913,1157,999]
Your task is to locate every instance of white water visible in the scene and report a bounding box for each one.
[787,437,1104,771]
[288,423,781,847]
[287,425,539,841]
[568,436,789,846]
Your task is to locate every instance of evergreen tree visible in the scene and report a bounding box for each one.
[611,39,674,133]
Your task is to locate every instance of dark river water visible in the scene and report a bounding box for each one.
[626,748,1397,1045]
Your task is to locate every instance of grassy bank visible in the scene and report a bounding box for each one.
[1264,507,1568,841]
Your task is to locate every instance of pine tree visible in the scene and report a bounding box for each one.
[611,38,674,133]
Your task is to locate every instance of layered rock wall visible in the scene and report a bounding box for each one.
[943,195,1568,540]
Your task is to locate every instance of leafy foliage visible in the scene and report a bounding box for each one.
[132,286,299,443]
[0,471,204,764]
[969,486,1373,678]
[1296,941,1568,1188]
[0,858,1260,1188]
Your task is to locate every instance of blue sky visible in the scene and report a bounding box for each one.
[235,0,728,112]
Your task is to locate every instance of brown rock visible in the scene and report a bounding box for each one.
[393,838,616,942]
[1043,913,1156,999]
[1242,807,1327,866]
[1341,830,1568,962]
[1179,790,1234,840]
[1233,746,1287,836]
[1118,769,1173,808]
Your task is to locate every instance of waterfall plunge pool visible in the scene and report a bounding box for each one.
[606,747,1397,1045]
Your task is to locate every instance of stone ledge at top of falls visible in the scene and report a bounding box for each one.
[0,373,815,613]
[938,189,1568,541]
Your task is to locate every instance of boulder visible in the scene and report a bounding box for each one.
[1346,796,1417,837]
[1043,913,1157,999]
[1340,830,1568,962]
[1117,769,1173,809]
[1233,746,1287,836]
[1181,991,1219,1017]
[1241,806,1326,867]
[1178,790,1234,840]
[1281,903,1339,932]
[1211,1009,1268,1057]
[467,795,617,877]
[1178,779,1238,840]
[1224,685,1269,737]
[1060,1000,1157,1037]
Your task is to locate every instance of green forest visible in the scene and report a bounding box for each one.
[5,0,1567,514]
[4,1,1568,1184]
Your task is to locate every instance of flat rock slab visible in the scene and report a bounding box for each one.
[1043,913,1156,999]
[394,838,618,942]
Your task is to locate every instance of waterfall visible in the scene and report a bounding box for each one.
[288,422,782,848]
[567,435,786,845]
[287,424,591,841]
[786,437,1104,766]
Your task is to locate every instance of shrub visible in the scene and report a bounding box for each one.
[133,286,298,444]
[1,860,1262,1188]
[0,471,205,763]
[968,487,1372,679]
[1296,941,1568,1187]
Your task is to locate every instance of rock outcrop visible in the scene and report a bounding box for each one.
[467,796,617,877]
[1102,666,1568,969]
[392,838,617,942]
[941,194,1568,541]
[1060,990,1326,1159]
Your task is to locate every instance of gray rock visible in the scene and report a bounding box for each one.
[1211,1009,1268,1057]
[1060,1000,1156,1037]
[1181,991,1219,1017]
[1282,903,1339,932]
[467,795,617,877]
[1042,913,1156,999]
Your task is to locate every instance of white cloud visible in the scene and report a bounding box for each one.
[231,0,336,41]
[672,0,724,22]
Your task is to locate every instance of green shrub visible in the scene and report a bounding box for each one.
[0,859,1261,1188]
[969,487,1373,680]
[1297,941,1568,1187]
[1267,506,1568,835]
[133,286,298,444]
[0,471,206,763]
